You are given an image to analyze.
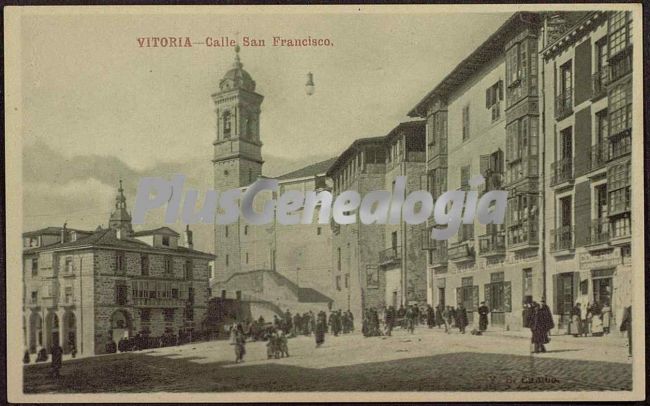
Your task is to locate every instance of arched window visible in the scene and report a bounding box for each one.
[223,111,232,138]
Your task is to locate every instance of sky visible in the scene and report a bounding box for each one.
[20,9,512,252]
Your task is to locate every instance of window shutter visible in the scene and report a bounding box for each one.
[456,287,462,307]
[472,286,479,311]
[479,154,491,177]
[498,80,504,100]
[495,149,504,174]
[484,283,491,307]
[504,281,512,312]
[486,87,492,109]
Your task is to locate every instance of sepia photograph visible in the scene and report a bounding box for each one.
[4,4,645,402]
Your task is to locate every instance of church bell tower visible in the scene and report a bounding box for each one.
[212,46,264,282]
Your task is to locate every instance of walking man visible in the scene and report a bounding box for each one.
[530,298,554,354]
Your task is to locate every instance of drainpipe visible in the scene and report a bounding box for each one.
[401,137,408,306]
[540,26,548,303]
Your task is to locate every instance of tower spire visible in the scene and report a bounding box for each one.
[109,178,133,236]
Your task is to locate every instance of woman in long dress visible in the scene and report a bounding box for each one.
[601,302,612,334]
[569,303,581,337]
[315,311,326,347]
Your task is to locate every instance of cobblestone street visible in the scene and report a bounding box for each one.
[24,326,633,393]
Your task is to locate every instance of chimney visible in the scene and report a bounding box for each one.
[184,225,193,250]
[60,222,68,243]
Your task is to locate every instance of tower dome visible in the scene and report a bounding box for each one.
[219,45,256,92]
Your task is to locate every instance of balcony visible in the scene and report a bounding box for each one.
[507,221,539,251]
[586,218,610,249]
[555,89,573,120]
[379,246,401,266]
[591,70,608,100]
[479,233,506,257]
[447,241,475,262]
[551,225,575,254]
[429,247,448,271]
[132,297,186,308]
[589,142,608,172]
[550,157,574,186]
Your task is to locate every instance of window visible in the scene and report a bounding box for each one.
[222,111,232,138]
[317,227,322,236]
[560,127,573,160]
[608,11,632,58]
[506,193,539,245]
[460,165,470,190]
[337,248,341,271]
[344,274,349,288]
[486,81,503,122]
[163,308,175,323]
[225,226,229,238]
[245,252,249,264]
[391,231,398,249]
[162,235,170,246]
[65,257,73,274]
[116,283,128,306]
[596,185,608,219]
[65,286,73,304]
[244,225,248,235]
[480,149,504,192]
[505,116,539,184]
[236,290,242,300]
[31,258,38,276]
[184,259,193,280]
[141,309,151,323]
[225,254,229,267]
[116,252,126,274]
[188,287,195,304]
[462,105,470,141]
[608,161,631,215]
[141,254,149,276]
[164,256,173,274]
[31,291,38,304]
[171,288,178,299]
[608,81,632,139]
[336,275,341,291]
[560,196,572,227]
[559,61,572,98]
[596,109,608,145]
[595,38,608,74]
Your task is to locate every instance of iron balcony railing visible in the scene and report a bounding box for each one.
[589,142,608,171]
[430,246,448,266]
[132,297,186,308]
[478,232,506,256]
[379,246,401,265]
[588,218,610,245]
[551,225,575,252]
[591,70,608,99]
[555,89,573,119]
[551,157,574,186]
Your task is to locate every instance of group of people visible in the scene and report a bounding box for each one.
[104,328,201,354]
[568,301,612,337]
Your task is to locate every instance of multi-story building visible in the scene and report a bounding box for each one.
[541,10,633,330]
[410,12,545,330]
[327,121,427,320]
[22,182,213,355]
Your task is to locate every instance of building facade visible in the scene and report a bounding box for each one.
[327,121,427,320]
[23,184,213,355]
[541,10,633,330]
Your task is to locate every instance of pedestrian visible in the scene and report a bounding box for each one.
[284,310,293,334]
[579,297,589,337]
[36,346,48,362]
[50,341,63,378]
[279,329,289,358]
[426,305,435,328]
[456,304,468,334]
[384,306,395,336]
[233,323,246,363]
[601,302,612,335]
[590,302,604,337]
[435,305,444,329]
[619,305,632,358]
[569,302,581,337]
[530,298,554,354]
[315,311,326,348]
[23,349,30,364]
[478,301,490,333]
[441,306,450,333]
[347,310,355,332]
[405,305,415,334]
[449,306,457,328]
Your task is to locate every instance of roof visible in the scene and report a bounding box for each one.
[23,227,214,258]
[408,12,540,117]
[385,120,426,144]
[326,136,385,177]
[132,227,180,237]
[276,157,337,180]
[23,227,92,238]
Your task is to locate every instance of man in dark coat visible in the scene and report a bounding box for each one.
[478,301,490,332]
[385,306,395,336]
[530,298,555,353]
[456,304,468,334]
[435,305,444,329]
[426,305,435,328]
[50,341,63,378]
[315,311,326,347]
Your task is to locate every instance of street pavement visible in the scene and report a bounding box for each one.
[23,326,633,392]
